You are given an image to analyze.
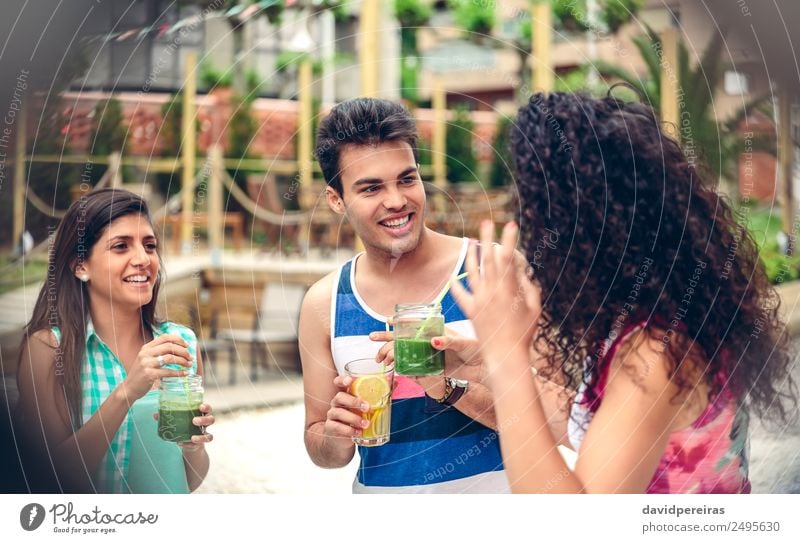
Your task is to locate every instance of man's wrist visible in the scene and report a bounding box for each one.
[424,378,447,401]
[427,377,469,405]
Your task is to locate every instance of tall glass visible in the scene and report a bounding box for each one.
[158,375,204,442]
[393,303,445,376]
[345,358,393,447]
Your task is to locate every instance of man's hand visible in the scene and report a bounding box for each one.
[325,375,371,440]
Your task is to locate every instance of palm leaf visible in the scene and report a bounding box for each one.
[592,59,657,106]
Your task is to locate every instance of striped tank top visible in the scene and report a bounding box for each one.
[330,238,509,493]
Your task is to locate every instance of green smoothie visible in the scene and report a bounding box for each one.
[394,338,444,376]
[158,402,203,442]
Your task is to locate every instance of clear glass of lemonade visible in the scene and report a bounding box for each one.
[345,358,393,447]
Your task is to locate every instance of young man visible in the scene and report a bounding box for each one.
[299,98,509,493]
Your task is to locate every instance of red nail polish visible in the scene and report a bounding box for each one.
[432,339,441,347]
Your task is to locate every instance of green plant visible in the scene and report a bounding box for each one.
[601,0,644,33]
[741,207,800,283]
[553,0,589,32]
[448,0,495,39]
[89,97,126,155]
[446,106,478,183]
[417,137,433,166]
[245,68,263,98]
[395,0,432,104]
[229,95,258,165]
[200,63,233,90]
[394,0,431,27]
[85,97,129,189]
[275,51,323,76]
[489,115,514,188]
[156,92,202,196]
[593,25,774,184]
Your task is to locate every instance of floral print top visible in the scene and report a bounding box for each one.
[568,321,750,494]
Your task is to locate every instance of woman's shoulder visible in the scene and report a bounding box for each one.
[29,328,60,349]
[609,324,705,393]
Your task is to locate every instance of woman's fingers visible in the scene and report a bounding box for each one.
[149,353,192,368]
[499,222,518,267]
[146,334,189,350]
[147,342,193,364]
[480,220,497,281]
[155,367,190,378]
[193,414,215,427]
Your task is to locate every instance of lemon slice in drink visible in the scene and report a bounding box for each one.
[352,375,391,408]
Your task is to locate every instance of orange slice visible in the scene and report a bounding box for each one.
[351,375,391,408]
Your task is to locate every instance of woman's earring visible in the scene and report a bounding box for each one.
[80,275,89,282]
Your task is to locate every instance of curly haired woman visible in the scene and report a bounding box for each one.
[451,92,796,493]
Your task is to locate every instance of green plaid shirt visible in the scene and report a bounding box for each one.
[53,320,198,493]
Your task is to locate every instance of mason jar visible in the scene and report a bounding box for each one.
[393,303,445,376]
[158,375,204,442]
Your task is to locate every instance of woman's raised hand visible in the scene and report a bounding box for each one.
[450,221,541,371]
[121,334,194,401]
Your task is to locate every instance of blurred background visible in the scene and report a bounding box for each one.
[0,0,798,493]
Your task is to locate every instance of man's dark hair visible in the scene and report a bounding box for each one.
[315,98,419,195]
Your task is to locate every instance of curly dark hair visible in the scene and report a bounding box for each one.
[510,92,796,422]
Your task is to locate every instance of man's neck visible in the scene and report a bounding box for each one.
[360,227,440,279]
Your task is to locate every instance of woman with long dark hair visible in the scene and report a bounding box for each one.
[451,92,796,493]
[16,188,214,493]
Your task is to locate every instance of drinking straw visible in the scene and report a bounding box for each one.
[412,272,469,340]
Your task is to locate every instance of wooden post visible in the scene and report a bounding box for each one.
[208,145,223,264]
[779,86,795,255]
[659,27,680,139]
[109,151,122,187]
[531,1,554,93]
[432,75,447,213]
[360,0,380,97]
[12,104,27,252]
[298,57,314,252]
[181,51,198,255]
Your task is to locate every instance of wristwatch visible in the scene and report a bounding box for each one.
[434,377,469,406]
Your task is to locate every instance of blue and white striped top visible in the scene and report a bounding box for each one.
[330,238,509,493]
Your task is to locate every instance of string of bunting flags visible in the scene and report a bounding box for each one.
[79,0,292,44]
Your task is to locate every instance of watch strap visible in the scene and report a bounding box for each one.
[437,377,467,406]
